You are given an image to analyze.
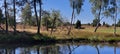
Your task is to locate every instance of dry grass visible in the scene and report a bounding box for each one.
[6,25,120,41]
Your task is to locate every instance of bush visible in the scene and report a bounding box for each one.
[92,18,101,27]
[105,23,110,27]
[75,20,81,29]
[103,22,105,26]
[87,23,91,26]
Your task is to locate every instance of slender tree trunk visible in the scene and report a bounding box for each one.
[13,0,16,34]
[34,0,39,34]
[67,2,75,35]
[46,19,48,31]
[94,6,102,32]
[38,0,42,34]
[4,0,8,33]
[114,16,116,36]
[50,17,57,35]
[114,0,117,36]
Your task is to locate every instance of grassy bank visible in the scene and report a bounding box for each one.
[42,29,120,42]
[0,31,56,44]
[0,26,120,44]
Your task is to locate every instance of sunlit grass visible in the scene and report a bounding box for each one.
[39,26,120,42]
[15,26,120,42]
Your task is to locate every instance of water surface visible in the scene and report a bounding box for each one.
[0,43,120,54]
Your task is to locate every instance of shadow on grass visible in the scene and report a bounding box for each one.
[0,30,56,44]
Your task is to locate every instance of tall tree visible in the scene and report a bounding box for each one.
[34,0,39,34]
[21,3,32,26]
[0,9,3,25]
[4,0,8,33]
[42,10,50,31]
[13,0,16,34]
[68,0,84,35]
[38,0,42,34]
[33,0,42,34]
[0,8,4,30]
[50,10,60,35]
[8,8,14,29]
[103,0,117,36]
[90,0,109,32]
[113,0,117,36]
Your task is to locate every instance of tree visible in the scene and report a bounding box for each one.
[33,0,40,34]
[42,10,50,31]
[75,20,81,29]
[21,3,32,26]
[0,9,3,25]
[103,0,118,36]
[4,0,8,33]
[0,8,5,30]
[68,0,84,35]
[7,8,14,29]
[38,0,42,34]
[111,0,117,36]
[13,0,16,34]
[92,18,101,27]
[50,10,61,35]
[32,0,43,34]
[90,0,109,32]
[16,0,41,34]
[103,22,106,26]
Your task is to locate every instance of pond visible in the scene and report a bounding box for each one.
[0,42,120,54]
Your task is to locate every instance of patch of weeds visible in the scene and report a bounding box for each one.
[33,34,56,41]
[88,36,99,41]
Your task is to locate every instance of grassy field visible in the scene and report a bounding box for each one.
[81,26,120,34]
[41,25,120,41]
[0,25,119,43]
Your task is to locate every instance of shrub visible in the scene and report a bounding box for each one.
[75,20,81,29]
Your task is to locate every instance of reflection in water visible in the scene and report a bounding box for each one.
[0,48,15,54]
[114,46,116,54]
[0,43,120,54]
[95,45,100,54]
[40,46,60,54]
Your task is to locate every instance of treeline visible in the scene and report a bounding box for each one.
[0,0,69,35]
[0,0,119,36]
[91,18,120,27]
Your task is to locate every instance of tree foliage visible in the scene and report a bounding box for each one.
[68,0,84,35]
[0,9,4,24]
[8,8,14,28]
[70,0,84,14]
[92,18,101,27]
[103,22,105,26]
[21,3,32,25]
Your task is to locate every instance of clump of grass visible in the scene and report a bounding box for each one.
[33,34,56,41]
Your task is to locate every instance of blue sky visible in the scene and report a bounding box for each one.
[42,0,119,25]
